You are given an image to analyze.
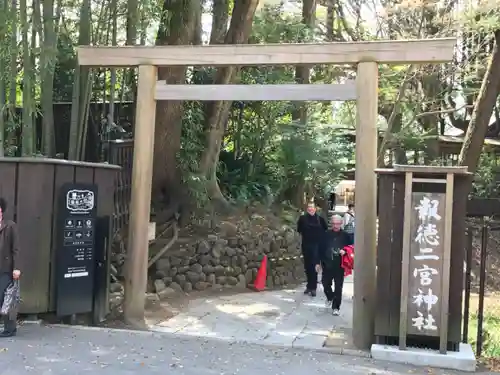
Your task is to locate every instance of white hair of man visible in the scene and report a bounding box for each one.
[331,214,342,223]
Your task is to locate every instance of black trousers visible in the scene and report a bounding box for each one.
[302,243,319,291]
[0,273,16,333]
[322,265,345,310]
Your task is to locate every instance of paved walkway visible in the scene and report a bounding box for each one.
[150,276,354,351]
[0,324,485,374]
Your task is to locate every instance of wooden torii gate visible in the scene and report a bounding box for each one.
[77,38,455,349]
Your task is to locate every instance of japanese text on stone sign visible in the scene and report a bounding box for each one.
[411,196,441,332]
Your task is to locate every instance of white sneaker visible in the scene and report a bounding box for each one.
[324,299,332,308]
[332,309,340,316]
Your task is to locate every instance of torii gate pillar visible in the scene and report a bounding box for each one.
[354,61,378,348]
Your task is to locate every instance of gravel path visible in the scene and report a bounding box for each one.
[0,324,487,375]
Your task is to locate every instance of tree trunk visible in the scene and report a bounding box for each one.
[125,0,138,98]
[0,0,7,156]
[392,114,408,165]
[126,0,137,45]
[6,0,17,152]
[377,66,414,167]
[198,0,259,204]
[31,0,40,153]
[326,0,334,41]
[459,30,500,175]
[210,0,229,44]
[41,0,57,156]
[68,0,91,160]
[286,0,316,205]
[193,0,203,45]
[293,0,315,124]
[418,71,441,162]
[107,0,118,145]
[152,0,197,209]
[20,0,33,155]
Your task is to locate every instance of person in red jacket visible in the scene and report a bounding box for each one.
[341,244,354,277]
[319,215,350,316]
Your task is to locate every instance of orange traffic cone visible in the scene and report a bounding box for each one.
[252,255,268,291]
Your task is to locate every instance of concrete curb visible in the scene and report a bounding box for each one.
[20,319,42,325]
[49,323,156,335]
[371,343,476,372]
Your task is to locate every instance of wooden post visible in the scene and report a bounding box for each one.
[123,65,157,327]
[399,172,414,350]
[440,173,454,353]
[353,62,378,349]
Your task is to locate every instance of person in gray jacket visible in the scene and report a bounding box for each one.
[0,198,20,337]
[343,204,355,245]
[320,215,350,315]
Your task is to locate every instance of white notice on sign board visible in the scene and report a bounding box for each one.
[66,190,95,213]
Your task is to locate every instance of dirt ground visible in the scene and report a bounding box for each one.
[100,281,306,331]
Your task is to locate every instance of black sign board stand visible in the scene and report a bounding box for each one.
[56,183,98,317]
[92,216,111,324]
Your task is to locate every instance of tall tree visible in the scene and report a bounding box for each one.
[287,0,316,206]
[0,0,7,156]
[68,0,91,159]
[41,0,58,156]
[459,30,500,175]
[20,0,33,155]
[126,0,138,45]
[198,0,260,204]
[6,0,18,153]
[294,0,316,124]
[210,0,229,44]
[152,0,197,210]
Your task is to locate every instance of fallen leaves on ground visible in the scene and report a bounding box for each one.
[479,357,500,372]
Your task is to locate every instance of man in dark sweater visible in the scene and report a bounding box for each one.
[297,202,327,297]
[328,191,336,211]
[320,214,350,315]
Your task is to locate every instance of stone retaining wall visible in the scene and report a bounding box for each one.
[150,227,305,298]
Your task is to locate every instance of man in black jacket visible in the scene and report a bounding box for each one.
[297,202,327,296]
[320,215,350,315]
[0,198,20,337]
[328,191,336,211]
